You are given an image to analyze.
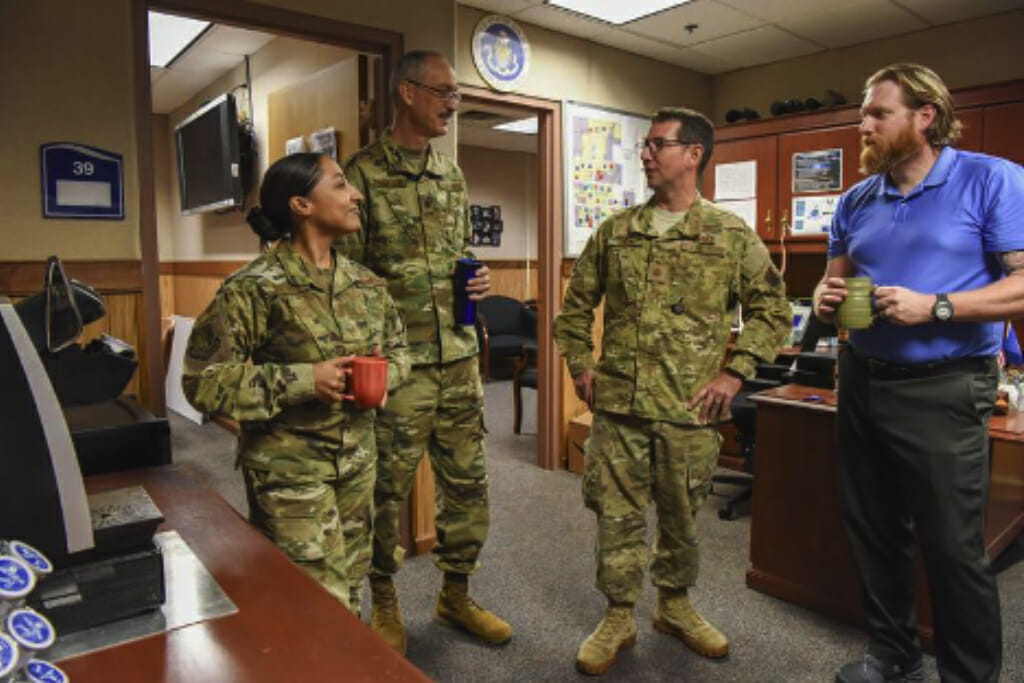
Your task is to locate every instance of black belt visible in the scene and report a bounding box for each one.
[847,348,995,381]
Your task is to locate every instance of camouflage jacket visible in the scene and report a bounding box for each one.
[339,128,478,367]
[182,242,410,476]
[554,197,791,426]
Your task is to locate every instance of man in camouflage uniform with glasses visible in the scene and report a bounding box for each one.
[340,50,511,654]
[555,107,790,675]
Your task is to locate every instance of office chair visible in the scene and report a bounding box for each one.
[512,344,537,434]
[476,296,536,381]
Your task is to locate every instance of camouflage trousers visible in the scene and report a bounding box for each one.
[243,431,376,614]
[582,410,720,605]
[372,356,488,576]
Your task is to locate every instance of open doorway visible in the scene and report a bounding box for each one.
[459,88,563,472]
[130,0,402,417]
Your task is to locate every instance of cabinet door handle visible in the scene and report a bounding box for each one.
[781,209,790,236]
[764,208,773,236]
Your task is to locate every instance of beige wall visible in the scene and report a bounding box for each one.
[458,145,537,262]
[159,38,358,261]
[711,9,1024,124]
[455,6,711,116]
[0,0,456,263]
[0,0,139,261]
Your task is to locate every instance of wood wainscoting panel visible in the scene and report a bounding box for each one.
[486,260,538,302]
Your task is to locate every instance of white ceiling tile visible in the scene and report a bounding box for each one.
[512,4,612,39]
[778,0,928,48]
[663,47,738,74]
[894,0,1024,25]
[715,0,854,24]
[458,0,541,14]
[691,25,822,67]
[151,69,211,115]
[590,27,738,73]
[170,45,241,77]
[626,0,765,47]
[198,24,276,56]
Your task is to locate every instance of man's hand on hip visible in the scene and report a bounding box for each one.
[689,371,743,423]
[574,369,596,411]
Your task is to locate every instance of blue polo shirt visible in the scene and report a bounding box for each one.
[829,147,1024,363]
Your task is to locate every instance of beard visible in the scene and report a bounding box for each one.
[859,122,923,176]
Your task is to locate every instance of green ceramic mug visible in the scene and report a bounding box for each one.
[836,276,875,330]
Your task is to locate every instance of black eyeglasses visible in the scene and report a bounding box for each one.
[635,137,700,154]
[404,79,462,104]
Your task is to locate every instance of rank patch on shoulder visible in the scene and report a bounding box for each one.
[187,319,221,361]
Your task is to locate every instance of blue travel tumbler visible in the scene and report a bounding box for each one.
[454,258,482,326]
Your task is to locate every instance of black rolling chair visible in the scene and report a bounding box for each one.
[476,296,536,381]
[713,315,839,520]
[512,343,537,434]
[714,375,779,520]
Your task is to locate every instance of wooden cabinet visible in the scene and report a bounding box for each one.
[702,136,778,240]
[984,102,1024,164]
[957,107,985,153]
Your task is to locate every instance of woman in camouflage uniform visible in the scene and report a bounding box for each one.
[183,153,409,614]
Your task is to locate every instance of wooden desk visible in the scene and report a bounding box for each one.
[747,385,1024,651]
[59,465,429,683]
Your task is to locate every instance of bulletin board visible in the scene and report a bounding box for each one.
[563,102,652,257]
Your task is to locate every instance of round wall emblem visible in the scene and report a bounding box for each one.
[471,15,531,92]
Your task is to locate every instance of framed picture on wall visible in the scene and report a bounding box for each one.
[563,101,652,257]
[471,204,502,247]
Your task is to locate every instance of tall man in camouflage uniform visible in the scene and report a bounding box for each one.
[340,50,511,653]
[555,108,790,675]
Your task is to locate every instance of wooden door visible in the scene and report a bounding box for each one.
[702,136,778,241]
[777,125,861,244]
[984,102,1024,164]
[956,108,984,153]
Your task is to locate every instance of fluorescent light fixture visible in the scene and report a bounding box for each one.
[547,0,691,25]
[148,11,210,67]
[494,117,539,135]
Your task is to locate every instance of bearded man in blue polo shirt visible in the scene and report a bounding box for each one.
[815,63,1024,683]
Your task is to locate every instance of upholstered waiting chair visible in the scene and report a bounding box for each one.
[475,295,536,381]
[512,343,538,434]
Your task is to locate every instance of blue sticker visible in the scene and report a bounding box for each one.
[40,142,125,219]
[0,557,33,595]
[27,660,67,683]
[0,634,16,675]
[11,542,51,574]
[472,16,531,92]
[10,611,54,649]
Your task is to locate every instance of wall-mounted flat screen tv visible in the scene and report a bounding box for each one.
[174,92,242,215]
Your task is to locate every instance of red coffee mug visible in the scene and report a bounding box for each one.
[344,356,388,408]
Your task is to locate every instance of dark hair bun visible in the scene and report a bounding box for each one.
[246,206,286,242]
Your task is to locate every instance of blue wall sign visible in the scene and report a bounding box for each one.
[472,15,531,93]
[40,143,124,220]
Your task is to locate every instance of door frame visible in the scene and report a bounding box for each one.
[459,85,564,471]
[131,0,404,416]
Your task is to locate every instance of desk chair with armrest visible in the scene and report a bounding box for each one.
[712,315,838,520]
[476,296,537,381]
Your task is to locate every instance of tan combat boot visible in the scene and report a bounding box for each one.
[370,576,407,654]
[436,573,513,645]
[576,604,638,675]
[653,587,729,658]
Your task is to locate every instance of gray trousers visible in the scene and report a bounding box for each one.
[836,347,1001,683]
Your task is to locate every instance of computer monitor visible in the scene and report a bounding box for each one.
[0,298,93,558]
[788,301,812,347]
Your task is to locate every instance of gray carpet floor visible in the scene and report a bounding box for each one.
[170,381,1023,682]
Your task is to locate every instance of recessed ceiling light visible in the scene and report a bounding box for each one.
[148,11,210,67]
[493,117,539,135]
[546,0,692,25]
